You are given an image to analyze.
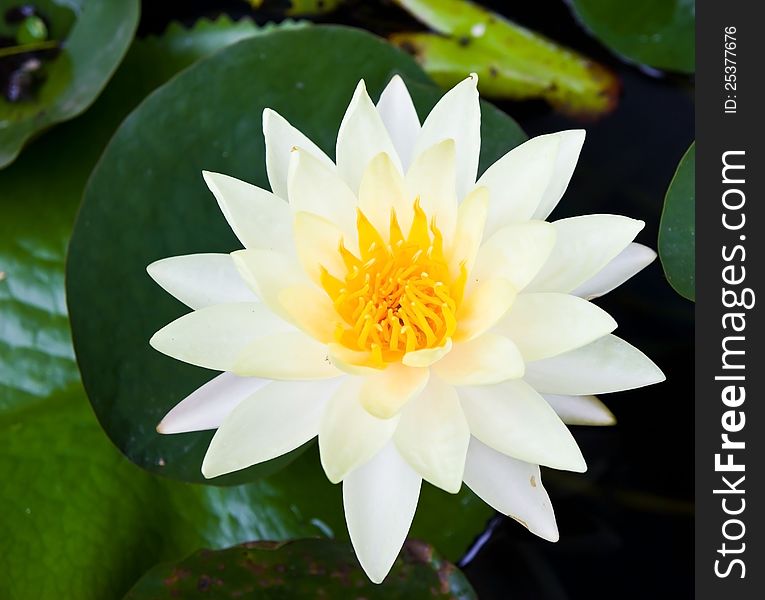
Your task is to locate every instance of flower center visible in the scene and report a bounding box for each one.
[321,200,466,366]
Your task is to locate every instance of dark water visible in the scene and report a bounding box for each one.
[140,2,695,598]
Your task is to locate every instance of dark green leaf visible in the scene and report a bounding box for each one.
[0,0,139,168]
[659,142,695,300]
[124,539,477,599]
[0,391,337,599]
[392,0,619,117]
[568,0,695,73]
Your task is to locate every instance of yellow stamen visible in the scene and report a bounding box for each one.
[320,200,462,364]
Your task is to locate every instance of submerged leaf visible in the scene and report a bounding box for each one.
[124,539,477,599]
[659,142,694,300]
[391,0,618,117]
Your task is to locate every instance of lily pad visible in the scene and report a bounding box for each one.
[0,0,139,169]
[124,539,477,599]
[67,24,524,485]
[392,0,619,117]
[568,0,695,73]
[0,390,340,599]
[659,142,694,300]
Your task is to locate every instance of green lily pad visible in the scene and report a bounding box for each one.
[67,24,523,485]
[0,390,341,599]
[0,0,139,169]
[568,0,695,73]
[659,142,695,300]
[392,0,619,117]
[124,539,477,599]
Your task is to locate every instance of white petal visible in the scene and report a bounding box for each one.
[358,152,409,242]
[231,248,310,321]
[496,293,617,361]
[449,186,489,273]
[235,330,340,380]
[402,338,453,368]
[202,171,294,253]
[532,130,586,220]
[336,80,403,194]
[543,394,615,426]
[413,74,480,199]
[376,75,421,169]
[476,133,561,235]
[432,333,524,386]
[157,373,268,434]
[327,343,382,376]
[277,283,340,343]
[571,243,657,300]
[459,379,586,472]
[359,363,430,419]
[526,215,645,294]
[472,221,556,291]
[263,108,334,200]
[455,278,516,341]
[524,334,665,395]
[202,379,340,478]
[150,302,292,371]
[147,254,257,310]
[292,211,347,282]
[463,438,559,542]
[319,377,399,483]
[343,442,421,584]
[406,139,458,239]
[394,376,469,493]
[288,147,358,237]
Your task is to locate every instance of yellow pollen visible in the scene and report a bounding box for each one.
[321,200,466,365]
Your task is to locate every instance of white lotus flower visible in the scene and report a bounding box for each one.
[148,74,664,583]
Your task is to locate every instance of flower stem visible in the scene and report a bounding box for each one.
[0,40,59,59]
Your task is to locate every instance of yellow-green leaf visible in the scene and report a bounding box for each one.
[391,0,618,117]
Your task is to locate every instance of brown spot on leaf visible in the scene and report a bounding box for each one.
[163,567,190,587]
[436,561,458,594]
